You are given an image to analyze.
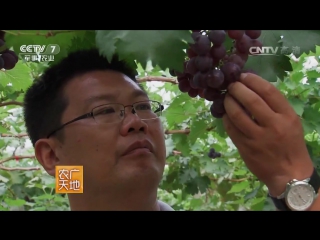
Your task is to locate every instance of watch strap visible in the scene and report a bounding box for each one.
[268,168,320,211]
[308,168,320,193]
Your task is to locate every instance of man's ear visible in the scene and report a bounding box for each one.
[34,139,60,176]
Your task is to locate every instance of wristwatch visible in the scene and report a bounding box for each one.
[268,168,320,211]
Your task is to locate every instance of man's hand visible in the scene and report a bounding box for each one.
[223,73,314,197]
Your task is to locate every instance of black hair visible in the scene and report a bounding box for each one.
[23,48,139,146]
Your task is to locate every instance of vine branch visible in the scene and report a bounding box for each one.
[0,155,40,171]
[209,177,250,182]
[0,166,41,171]
[0,155,35,164]
[0,101,23,107]
[137,76,177,84]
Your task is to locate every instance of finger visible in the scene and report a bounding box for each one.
[238,73,295,115]
[224,94,262,138]
[222,114,248,144]
[227,81,275,127]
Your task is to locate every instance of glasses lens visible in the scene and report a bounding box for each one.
[134,101,162,120]
[92,103,124,124]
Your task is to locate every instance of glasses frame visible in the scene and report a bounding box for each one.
[46,100,164,138]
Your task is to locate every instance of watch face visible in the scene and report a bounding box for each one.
[286,184,315,211]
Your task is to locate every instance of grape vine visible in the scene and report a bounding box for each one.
[0,30,19,70]
[174,30,262,118]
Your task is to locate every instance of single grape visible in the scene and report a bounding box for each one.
[1,53,16,70]
[189,76,200,89]
[178,79,191,92]
[222,55,230,63]
[190,34,211,55]
[203,87,222,101]
[6,50,19,63]
[220,62,241,84]
[194,71,208,88]
[210,103,225,118]
[218,80,229,91]
[213,98,225,114]
[186,73,193,80]
[233,49,249,62]
[228,54,245,69]
[235,34,251,54]
[0,56,4,69]
[187,48,197,58]
[175,70,187,78]
[208,148,215,158]
[249,39,263,55]
[188,88,198,98]
[186,58,198,75]
[245,30,261,39]
[227,30,244,40]
[195,56,213,72]
[214,152,222,158]
[210,45,226,60]
[177,76,188,82]
[205,69,224,89]
[208,30,226,46]
[198,89,205,98]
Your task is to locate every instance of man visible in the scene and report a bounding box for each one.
[23,48,320,211]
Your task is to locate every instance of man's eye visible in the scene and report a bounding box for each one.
[98,108,115,114]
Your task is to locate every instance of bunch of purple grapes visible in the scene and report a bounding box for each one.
[174,30,262,118]
[208,147,221,159]
[0,31,18,70]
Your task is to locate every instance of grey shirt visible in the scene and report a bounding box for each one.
[158,200,174,211]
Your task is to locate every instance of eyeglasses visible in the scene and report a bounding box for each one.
[46,100,164,138]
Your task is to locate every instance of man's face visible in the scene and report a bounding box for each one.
[54,70,166,194]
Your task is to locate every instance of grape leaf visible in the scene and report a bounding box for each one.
[96,30,193,72]
[189,117,208,145]
[279,30,320,57]
[245,30,320,82]
[245,55,292,82]
[66,30,96,54]
[0,61,32,91]
[287,97,305,116]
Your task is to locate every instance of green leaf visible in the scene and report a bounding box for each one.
[287,97,305,116]
[0,125,9,133]
[245,55,292,82]
[227,181,250,194]
[189,118,208,145]
[303,105,320,123]
[0,61,33,91]
[279,30,320,57]
[0,183,7,196]
[96,30,192,72]
[4,198,26,207]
